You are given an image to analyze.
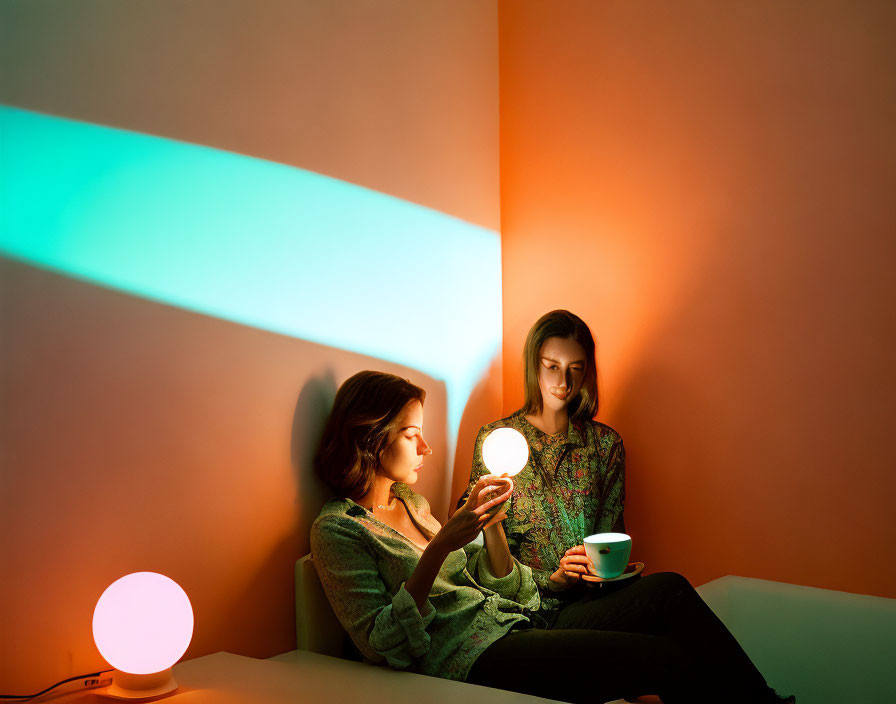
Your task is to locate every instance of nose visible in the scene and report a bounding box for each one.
[419,435,433,456]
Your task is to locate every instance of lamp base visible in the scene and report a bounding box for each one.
[97,668,179,700]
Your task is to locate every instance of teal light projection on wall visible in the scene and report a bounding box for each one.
[0,105,501,479]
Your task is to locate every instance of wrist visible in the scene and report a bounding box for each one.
[424,536,451,560]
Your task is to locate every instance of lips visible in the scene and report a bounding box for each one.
[550,390,570,401]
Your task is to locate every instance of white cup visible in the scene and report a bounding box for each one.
[584,533,632,579]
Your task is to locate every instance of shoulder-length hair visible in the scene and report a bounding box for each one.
[520,310,598,422]
[315,370,426,500]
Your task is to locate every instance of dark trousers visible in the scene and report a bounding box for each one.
[466,572,775,704]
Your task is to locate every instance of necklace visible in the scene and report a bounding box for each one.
[373,498,397,511]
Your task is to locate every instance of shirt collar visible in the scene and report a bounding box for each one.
[513,411,585,449]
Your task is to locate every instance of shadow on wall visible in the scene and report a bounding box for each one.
[0,256,449,694]
[228,372,339,662]
[291,372,339,525]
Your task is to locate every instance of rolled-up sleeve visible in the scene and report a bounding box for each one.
[311,517,435,669]
[465,543,540,610]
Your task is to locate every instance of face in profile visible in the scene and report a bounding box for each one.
[537,336,587,415]
[379,399,431,485]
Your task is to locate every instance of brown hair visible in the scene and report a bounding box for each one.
[520,310,598,422]
[314,370,426,500]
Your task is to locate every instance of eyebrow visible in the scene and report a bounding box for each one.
[542,356,586,365]
[400,425,422,432]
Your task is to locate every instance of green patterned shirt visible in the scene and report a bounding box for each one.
[463,412,625,615]
[310,482,540,681]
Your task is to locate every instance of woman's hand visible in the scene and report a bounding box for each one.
[408,476,512,614]
[431,475,513,555]
[548,544,591,589]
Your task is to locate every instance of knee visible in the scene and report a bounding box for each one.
[646,571,694,593]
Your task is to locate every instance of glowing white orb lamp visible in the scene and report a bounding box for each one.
[93,572,193,700]
[482,427,529,477]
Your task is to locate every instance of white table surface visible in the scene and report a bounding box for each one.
[164,650,564,704]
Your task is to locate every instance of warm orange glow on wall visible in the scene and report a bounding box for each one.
[499,0,896,598]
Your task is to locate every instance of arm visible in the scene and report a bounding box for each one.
[547,433,628,590]
[481,521,513,578]
[312,482,516,670]
[404,541,451,615]
[464,522,540,609]
[411,475,518,612]
[311,517,437,669]
[600,436,626,534]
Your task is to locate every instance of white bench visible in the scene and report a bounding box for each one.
[294,557,896,703]
[294,553,353,658]
[697,576,896,704]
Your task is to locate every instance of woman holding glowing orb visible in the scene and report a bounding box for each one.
[461,310,794,703]
[462,310,625,610]
[311,371,690,702]
[311,372,533,682]
[311,370,790,703]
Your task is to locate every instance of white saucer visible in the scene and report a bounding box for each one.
[581,561,644,583]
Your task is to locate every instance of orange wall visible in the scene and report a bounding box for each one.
[499,0,896,598]
[0,0,500,693]
[0,257,449,690]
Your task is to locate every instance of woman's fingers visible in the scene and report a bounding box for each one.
[559,550,590,578]
[477,484,504,498]
[481,511,508,530]
[467,474,502,505]
[472,489,512,516]
[563,564,588,574]
[563,554,591,565]
[565,544,587,555]
[472,479,513,515]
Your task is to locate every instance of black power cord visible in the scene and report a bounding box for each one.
[0,669,114,701]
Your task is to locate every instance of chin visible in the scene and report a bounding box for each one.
[404,472,420,485]
[543,398,570,413]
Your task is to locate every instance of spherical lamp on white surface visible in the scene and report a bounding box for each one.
[481,427,529,477]
[93,572,193,700]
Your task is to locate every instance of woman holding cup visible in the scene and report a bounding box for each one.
[461,310,794,703]
[312,370,765,703]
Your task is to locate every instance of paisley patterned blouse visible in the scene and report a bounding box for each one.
[310,482,540,681]
[462,412,625,615]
